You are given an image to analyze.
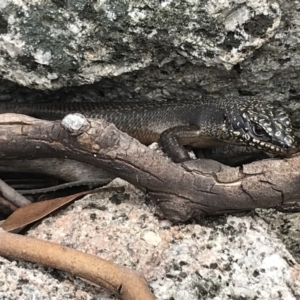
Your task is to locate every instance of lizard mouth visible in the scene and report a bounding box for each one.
[249,140,299,156]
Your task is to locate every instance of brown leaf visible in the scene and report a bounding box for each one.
[1,190,92,233]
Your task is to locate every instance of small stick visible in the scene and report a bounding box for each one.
[0,178,31,207]
[0,195,18,212]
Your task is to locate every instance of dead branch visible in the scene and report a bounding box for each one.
[0,229,156,300]
[0,113,299,222]
[0,196,18,217]
[0,158,114,182]
[0,178,31,207]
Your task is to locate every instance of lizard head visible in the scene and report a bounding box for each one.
[224,100,298,156]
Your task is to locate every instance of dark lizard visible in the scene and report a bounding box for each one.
[0,97,298,163]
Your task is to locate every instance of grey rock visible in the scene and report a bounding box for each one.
[0,0,281,89]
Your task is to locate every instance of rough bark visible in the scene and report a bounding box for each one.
[0,113,298,222]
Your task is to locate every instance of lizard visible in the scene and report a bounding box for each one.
[0,97,297,163]
[0,96,298,196]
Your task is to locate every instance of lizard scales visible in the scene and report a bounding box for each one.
[0,97,297,162]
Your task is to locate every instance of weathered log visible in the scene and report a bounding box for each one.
[0,113,299,222]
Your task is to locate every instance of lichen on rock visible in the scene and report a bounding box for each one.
[0,0,281,89]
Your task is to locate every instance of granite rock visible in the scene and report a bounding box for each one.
[0,181,299,300]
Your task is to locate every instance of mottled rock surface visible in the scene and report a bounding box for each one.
[0,0,281,88]
[0,181,299,300]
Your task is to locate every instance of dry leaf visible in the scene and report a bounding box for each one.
[1,190,92,232]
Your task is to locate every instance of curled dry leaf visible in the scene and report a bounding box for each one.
[1,186,125,233]
[1,190,92,233]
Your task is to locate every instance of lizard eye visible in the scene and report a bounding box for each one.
[251,122,266,137]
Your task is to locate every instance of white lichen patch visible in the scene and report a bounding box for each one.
[0,0,9,9]
[32,49,52,65]
[128,8,146,23]
[224,5,250,32]
[0,34,24,58]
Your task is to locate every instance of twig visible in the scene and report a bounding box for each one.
[0,178,31,207]
[0,195,18,215]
